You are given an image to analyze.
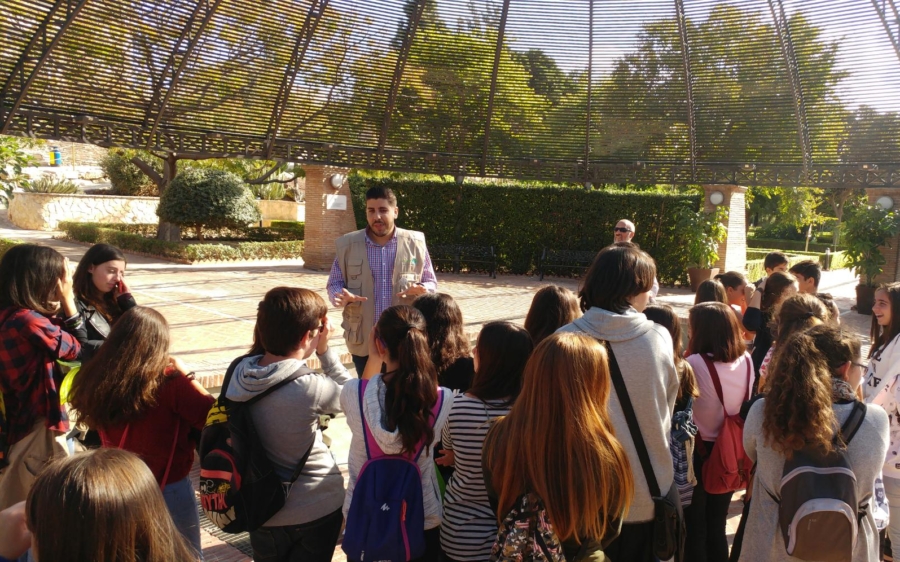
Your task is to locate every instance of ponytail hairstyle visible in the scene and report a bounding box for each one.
[803,324,861,377]
[693,280,728,305]
[770,293,828,345]
[871,282,900,358]
[763,330,838,458]
[484,332,633,543]
[761,271,797,312]
[644,304,698,401]
[715,271,747,292]
[375,305,439,456]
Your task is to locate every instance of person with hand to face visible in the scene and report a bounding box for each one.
[72,244,137,360]
[613,219,659,301]
[0,245,86,511]
[326,186,438,376]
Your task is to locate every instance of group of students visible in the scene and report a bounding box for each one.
[1,239,900,562]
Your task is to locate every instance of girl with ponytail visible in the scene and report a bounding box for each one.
[341,305,453,562]
[739,326,888,561]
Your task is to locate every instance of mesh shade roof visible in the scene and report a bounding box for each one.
[1,0,899,187]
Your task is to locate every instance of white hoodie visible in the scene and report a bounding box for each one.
[864,333,900,479]
[340,375,453,530]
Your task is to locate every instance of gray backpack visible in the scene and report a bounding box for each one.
[765,401,867,562]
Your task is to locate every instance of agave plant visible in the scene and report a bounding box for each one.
[23,175,79,194]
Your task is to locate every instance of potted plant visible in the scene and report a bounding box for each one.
[842,201,900,314]
[677,205,728,291]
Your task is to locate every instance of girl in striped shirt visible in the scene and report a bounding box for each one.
[436,322,533,562]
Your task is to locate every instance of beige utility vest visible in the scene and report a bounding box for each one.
[335,228,428,356]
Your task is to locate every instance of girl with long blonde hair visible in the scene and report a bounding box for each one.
[483,332,634,559]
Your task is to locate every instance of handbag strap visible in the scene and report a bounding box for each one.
[605,343,662,498]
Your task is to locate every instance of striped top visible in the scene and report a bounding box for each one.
[440,394,511,561]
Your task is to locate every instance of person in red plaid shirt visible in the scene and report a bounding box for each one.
[0,244,86,510]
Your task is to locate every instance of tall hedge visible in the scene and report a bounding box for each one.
[349,177,701,285]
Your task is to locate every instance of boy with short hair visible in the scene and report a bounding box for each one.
[789,259,841,321]
[753,251,790,288]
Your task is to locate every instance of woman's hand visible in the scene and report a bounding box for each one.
[114,277,131,298]
[0,502,31,559]
[167,356,190,376]
[436,449,455,467]
[57,258,77,317]
[316,316,332,355]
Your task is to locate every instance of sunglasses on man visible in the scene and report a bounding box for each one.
[614,227,632,233]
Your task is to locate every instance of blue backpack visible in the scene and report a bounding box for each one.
[342,379,444,562]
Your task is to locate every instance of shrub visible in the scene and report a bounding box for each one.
[269,221,305,239]
[349,176,701,284]
[0,238,19,259]
[57,222,303,263]
[748,238,842,253]
[23,175,78,194]
[157,169,261,241]
[76,222,304,242]
[100,150,159,196]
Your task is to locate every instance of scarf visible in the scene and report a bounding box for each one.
[832,377,858,403]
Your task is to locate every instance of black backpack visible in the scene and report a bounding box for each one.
[198,354,312,533]
[764,401,867,561]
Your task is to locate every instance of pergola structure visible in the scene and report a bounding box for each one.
[1,0,899,189]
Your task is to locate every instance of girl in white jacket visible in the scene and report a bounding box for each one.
[864,282,900,560]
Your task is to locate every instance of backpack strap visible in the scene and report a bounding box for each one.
[413,388,445,462]
[838,401,867,446]
[606,343,662,498]
[357,378,445,461]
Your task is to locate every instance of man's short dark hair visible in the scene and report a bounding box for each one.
[579,243,656,314]
[365,186,397,206]
[789,260,822,288]
[256,287,327,356]
[764,251,789,271]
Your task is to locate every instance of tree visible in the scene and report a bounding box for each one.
[0,135,36,206]
[157,169,260,241]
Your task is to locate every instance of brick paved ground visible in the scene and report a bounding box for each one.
[0,210,872,560]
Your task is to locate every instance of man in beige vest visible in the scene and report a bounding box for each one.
[326,186,437,375]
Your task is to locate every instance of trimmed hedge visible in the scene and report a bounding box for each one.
[71,222,304,242]
[747,248,849,271]
[269,221,305,239]
[0,238,19,259]
[58,222,303,263]
[349,177,702,284]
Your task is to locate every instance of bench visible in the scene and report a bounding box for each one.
[430,244,497,278]
[537,248,597,281]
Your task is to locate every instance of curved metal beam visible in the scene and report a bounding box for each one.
[674,0,698,181]
[767,0,813,175]
[871,0,900,64]
[481,0,512,176]
[0,0,91,134]
[144,0,224,148]
[584,0,594,184]
[376,0,428,163]
[265,0,330,158]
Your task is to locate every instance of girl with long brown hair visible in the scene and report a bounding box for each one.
[341,305,453,562]
[483,332,634,559]
[524,285,581,346]
[743,271,798,389]
[414,292,474,392]
[69,306,214,556]
[757,293,828,389]
[741,326,888,561]
[0,448,198,562]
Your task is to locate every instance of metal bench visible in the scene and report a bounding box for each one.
[537,248,597,281]
[430,244,497,278]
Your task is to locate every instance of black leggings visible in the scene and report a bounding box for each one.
[684,445,735,562]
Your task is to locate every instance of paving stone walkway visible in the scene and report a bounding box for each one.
[0,210,872,560]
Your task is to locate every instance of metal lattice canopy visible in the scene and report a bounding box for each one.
[1,0,900,188]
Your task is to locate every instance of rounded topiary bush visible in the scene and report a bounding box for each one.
[99,150,159,196]
[157,169,261,240]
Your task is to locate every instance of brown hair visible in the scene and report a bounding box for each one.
[763,330,841,458]
[871,282,900,358]
[771,293,828,345]
[375,305,439,455]
[256,287,327,356]
[484,332,634,543]
[714,271,747,291]
[73,243,127,321]
[468,321,534,406]
[0,244,67,315]
[693,279,728,305]
[789,259,822,288]
[26,449,196,562]
[761,271,797,311]
[579,243,656,314]
[413,293,471,376]
[644,304,699,401]
[524,285,581,345]
[804,324,861,376]
[688,302,746,363]
[70,306,171,428]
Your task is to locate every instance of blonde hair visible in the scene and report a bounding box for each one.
[484,332,634,543]
[27,449,197,562]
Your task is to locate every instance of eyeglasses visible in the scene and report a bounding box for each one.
[613,227,632,233]
[852,361,868,370]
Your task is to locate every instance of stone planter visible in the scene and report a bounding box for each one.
[856,284,876,315]
[687,267,721,292]
[8,192,159,230]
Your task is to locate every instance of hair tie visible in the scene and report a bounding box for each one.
[803,311,816,319]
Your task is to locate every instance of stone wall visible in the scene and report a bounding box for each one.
[8,192,159,231]
[8,192,307,231]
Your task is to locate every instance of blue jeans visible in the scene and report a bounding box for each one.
[250,508,344,562]
[163,476,203,559]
